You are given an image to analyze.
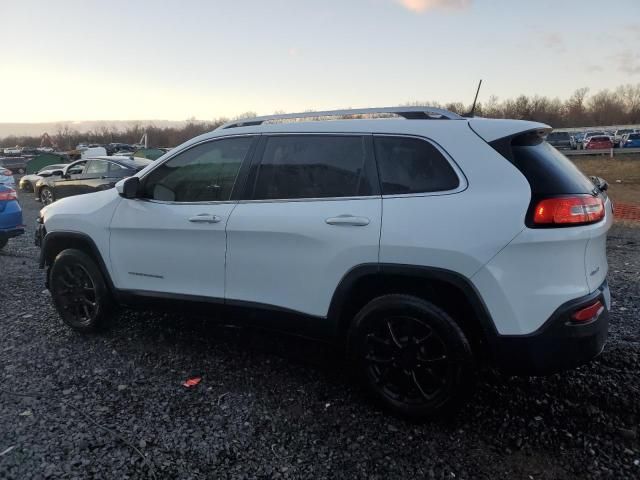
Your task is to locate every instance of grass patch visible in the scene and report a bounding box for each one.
[570,155,640,205]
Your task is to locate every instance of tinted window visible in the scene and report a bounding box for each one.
[373,136,459,195]
[66,161,86,175]
[109,162,128,173]
[504,136,595,195]
[142,136,252,202]
[85,160,109,175]
[252,135,371,200]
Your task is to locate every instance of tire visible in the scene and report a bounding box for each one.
[40,186,54,205]
[348,294,476,420]
[0,238,7,250]
[49,249,112,332]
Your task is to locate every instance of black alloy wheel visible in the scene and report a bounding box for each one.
[350,294,476,419]
[50,249,112,332]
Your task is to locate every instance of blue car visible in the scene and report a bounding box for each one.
[0,185,24,250]
[620,133,640,148]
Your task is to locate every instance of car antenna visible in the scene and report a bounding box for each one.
[464,79,483,117]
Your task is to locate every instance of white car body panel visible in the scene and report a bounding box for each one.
[472,199,613,335]
[40,189,122,274]
[226,198,382,316]
[108,198,235,298]
[379,126,530,278]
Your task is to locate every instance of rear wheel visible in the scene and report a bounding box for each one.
[49,249,112,332]
[349,294,476,419]
[40,187,54,205]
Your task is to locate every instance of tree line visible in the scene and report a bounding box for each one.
[2,84,640,149]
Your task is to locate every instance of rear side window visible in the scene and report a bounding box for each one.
[492,133,595,195]
[252,135,373,200]
[85,160,109,175]
[373,136,459,195]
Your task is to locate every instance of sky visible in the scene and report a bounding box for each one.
[0,0,639,123]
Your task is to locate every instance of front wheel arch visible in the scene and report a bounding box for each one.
[40,232,115,293]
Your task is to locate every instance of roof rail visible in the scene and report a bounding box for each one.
[217,106,463,130]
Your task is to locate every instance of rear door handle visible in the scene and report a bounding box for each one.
[325,215,370,226]
[188,214,222,224]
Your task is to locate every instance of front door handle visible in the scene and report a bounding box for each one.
[188,214,222,224]
[325,215,370,226]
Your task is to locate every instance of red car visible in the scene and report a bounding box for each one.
[585,136,613,150]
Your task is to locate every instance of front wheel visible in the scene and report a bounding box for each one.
[49,249,112,332]
[40,187,54,205]
[349,294,476,420]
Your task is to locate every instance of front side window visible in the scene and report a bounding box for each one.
[66,161,86,176]
[85,160,109,175]
[374,136,460,195]
[141,136,253,202]
[252,135,371,200]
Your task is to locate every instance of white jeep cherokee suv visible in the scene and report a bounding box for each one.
[35,107,612,418]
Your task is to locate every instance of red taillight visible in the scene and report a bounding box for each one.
[533,195,604,225]
[0,189,17,201]
[571,300,604,323]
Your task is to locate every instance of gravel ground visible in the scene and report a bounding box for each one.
[1,191,639,480]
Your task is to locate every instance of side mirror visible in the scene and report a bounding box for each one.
[49,170,63,177]
[116,176,140,199]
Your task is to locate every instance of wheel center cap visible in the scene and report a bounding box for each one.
[400,344,418,369]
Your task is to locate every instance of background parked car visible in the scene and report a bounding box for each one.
[1,168,16,189]
[620,132,640,148]
[584,135,613,150]
[19,164,69,192]
[570,132,585,149]
[0,156,28,174]
[613,128,636,147]
[582,131,611,149]
[35,156,152,205]
[546,131,572,149]
[0,185,24,250]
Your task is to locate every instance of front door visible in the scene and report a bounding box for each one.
[108,136,257,298]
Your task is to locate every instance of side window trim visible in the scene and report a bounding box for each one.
[239,133,380,202]
[372,134,468,198]
[137,135,259,205]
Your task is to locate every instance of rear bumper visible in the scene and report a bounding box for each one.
[493,280,609,375]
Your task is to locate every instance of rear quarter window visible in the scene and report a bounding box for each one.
[373,136,459,195]
[492,133,596,195]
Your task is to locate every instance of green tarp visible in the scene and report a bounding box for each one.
[26,152,69,174]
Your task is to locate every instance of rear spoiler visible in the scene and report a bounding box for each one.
[468,118,551,143]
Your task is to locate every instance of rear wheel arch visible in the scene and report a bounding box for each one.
[329,264,498,360]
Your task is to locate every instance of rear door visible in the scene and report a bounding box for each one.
[225,134,381,317]
[78,160,110,194]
